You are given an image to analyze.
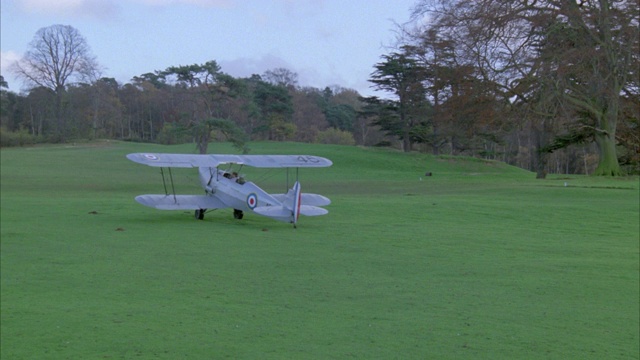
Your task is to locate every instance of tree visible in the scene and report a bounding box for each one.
[0,76,24,137]
[161,61,247,153]
[11,24,99,141]
[0,76,9,126]
[369,50,430,152]
[359,96,403,147]
[549,0,637,176]
[88,78,123,139]
[318,86,359,132]
[253,80,294,140]
[25,87,56,137]
[412,0,639,175]
[290,87,329,142]
[263,68,299,88]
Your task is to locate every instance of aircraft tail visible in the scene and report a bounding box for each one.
[253,181,328,226]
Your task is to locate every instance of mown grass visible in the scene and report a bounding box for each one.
[1,141,638,359]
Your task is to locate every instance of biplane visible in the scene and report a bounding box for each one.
[126,153,332,227]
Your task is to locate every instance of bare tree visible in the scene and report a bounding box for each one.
[11,24,99,141]
[263,68,299,88]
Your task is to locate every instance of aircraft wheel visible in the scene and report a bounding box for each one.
[233,209,244,220]
[195,209,205,220]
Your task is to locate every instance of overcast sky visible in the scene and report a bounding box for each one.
[1,0,417,96]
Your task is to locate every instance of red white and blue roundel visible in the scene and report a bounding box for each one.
[246,193,258,209]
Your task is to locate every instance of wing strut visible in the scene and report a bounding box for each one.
[285,167,300,192]
[168,168,177,202]
[159,167,177,203]
[160,168,168,195]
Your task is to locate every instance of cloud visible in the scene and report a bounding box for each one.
[136,0,234,8]
[218,54,373,95]
[1,51,22,90]
[219,54,293,79]
[16,0,120,20]
[1,51,21,74]
[14,0,234,19]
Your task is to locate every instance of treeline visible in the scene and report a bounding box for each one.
[2,0,639,177]
[0,67,363,151]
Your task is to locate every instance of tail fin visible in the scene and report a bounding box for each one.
[293,181,302,225]
[252,181,301,226]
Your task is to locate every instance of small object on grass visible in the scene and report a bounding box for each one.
[115,227,125,231]
[88,211,98,215]
[425,172,433,176]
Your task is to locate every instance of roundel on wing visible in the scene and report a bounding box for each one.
[246,193,258,209]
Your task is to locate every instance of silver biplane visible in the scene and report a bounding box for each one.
[126,153,332,227]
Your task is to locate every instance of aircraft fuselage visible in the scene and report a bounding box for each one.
[198,167,281,215]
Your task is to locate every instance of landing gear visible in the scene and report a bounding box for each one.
[233,209,244,220]
[195,209,205,220]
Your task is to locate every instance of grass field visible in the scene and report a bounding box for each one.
[1,141,638,359]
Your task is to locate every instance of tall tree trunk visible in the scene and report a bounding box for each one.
[55,89,65,142]
[197,135,209,154]
[594,130,621,176]
[531,118,549,179]
[592,87,622,175]
[403,129,411,152]
[196,124,211,154]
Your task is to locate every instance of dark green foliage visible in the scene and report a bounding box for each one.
[0,127,38,146]
[323,103,356,131]
[540,129,593,154]
[205,117,249,153]
[131,72,167,89]
[359,95,402,137]
[156,122,190,145]
[368,51,431,152]
[253,81,293,119]
[252,81,294,140]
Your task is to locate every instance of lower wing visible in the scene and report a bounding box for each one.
[253,205,328,218]
[134,194,227,210]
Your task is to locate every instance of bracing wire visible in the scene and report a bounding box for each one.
[160,168,168,195]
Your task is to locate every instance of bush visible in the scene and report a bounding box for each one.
[0,127,37,147]
[156,122,190,145]
[315,128,355,146]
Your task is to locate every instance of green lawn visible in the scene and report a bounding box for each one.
[1,141,638,359]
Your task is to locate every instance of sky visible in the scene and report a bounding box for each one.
[1,0,418,96]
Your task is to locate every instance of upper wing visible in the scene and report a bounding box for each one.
[126,153,213,168]
[127,153,332,168]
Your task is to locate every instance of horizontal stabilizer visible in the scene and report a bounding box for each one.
[272,193,331,207]
[135,194,226,210]
[299,205,329,216]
